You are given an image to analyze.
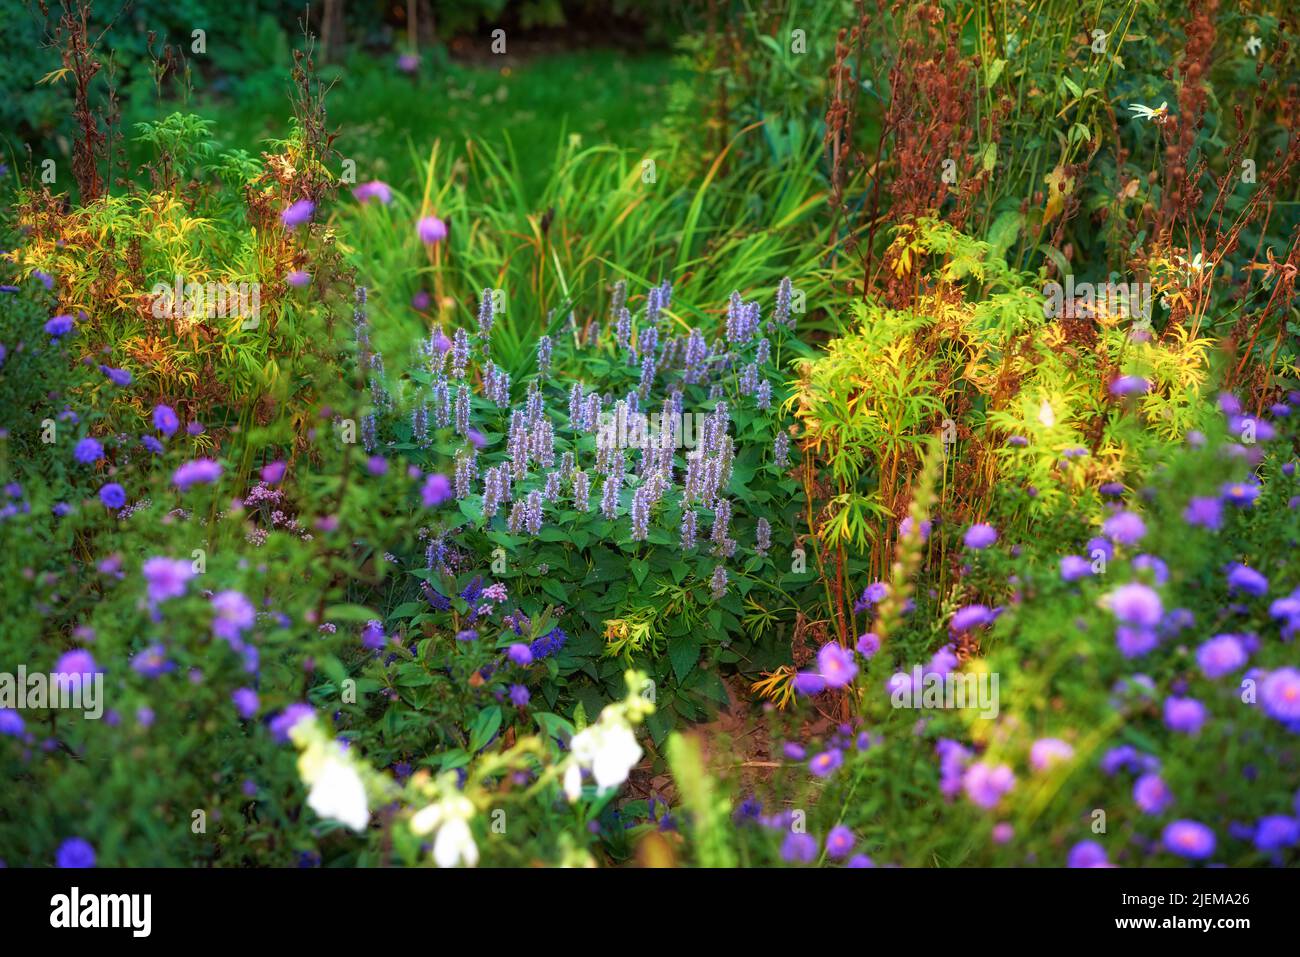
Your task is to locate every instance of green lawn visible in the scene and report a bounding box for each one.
[124,47,678,198]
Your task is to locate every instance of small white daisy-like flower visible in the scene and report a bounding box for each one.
[1127,101,1169,122]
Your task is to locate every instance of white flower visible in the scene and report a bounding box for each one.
[563,761,583,802]
[305,753,370,833]
[566,714,642,800]
[410,793,478,868]
[433,816,479,869]
[1036,399,1056,428]
[1127,101,1168,122]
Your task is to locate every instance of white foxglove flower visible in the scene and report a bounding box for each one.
[566,715,642,800]
[411,793,478,868]
[433,816,479,869]
[563,761,583,802]
[306,753,370,833]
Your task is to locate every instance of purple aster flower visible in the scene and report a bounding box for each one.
[854,581,889,612]
[1132,554,1168,585]
[793,672,827,696]
[507,644,533,666]
[0,709,24,736]
[152,404,180,437]
[1107,582,1162,627]
[141,435,164,454]
[936,739,973,798]
[281,199,315,229]
[287,269,311,288]
[1067,840,1109,868]
[352,180,393,204]
[817,642,858,688]
[951,603,995,633]
[508,684,530,708]
[142,556,195,603]
[1116,625,1158,658]
[783,743,807,761]
[1163,696,1207,734]
[1109,375,1149,396]
[1230,414,1276,443]
[56,838,96,868]
[963,762,1015,809]
[1260,668,1300,722]
[1163,820,1215,860]
[926,645,959,676]
[856,632,880,658]
[846,854,875,868]
[1060,555,1093,581]
[1254,816,1299,852]
[1088,537,1114,561]
[1100,745,1141,775]
[269,703,313,743]
[809,749,843,777]
[780,831,818,863]
[1134,773,1173,814]
[361,619,387,650]
[232,688,259,719]
[130,644,172,678]
[366,455,388,476]
[417,215,448,244]
[899,516,931,542]
[74,437,104,464]
[172,458,222,490]
[963,523,998,549]
[1196,634,1247,679]
[53,650,99,692]
[1103,510,1146,546]
[211,591,255,641]
[1029,738,1074,772]
[261,460,287,484]
[45,314,75,337]
[421,472,452,507]
[1221,481,1259,507]
[98,483,126,510]
[455,629,478,642]
[825,825,855,859]
[1226,563,1268,597]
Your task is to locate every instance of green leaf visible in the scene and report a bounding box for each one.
[668,635,699,682]
[468,705,503,753]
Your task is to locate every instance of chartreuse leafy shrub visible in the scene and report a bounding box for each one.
[13,109,345,439]
[789,219,1218,605]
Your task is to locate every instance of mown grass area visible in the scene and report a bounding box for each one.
[121,48,677,197]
